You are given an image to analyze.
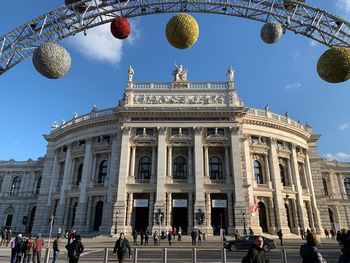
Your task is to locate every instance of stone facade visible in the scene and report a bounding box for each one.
[1,67,349,236]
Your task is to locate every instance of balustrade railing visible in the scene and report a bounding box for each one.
[0,191,38,198]
[130,82,228,89]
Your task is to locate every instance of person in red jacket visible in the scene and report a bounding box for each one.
[33,234,44,263]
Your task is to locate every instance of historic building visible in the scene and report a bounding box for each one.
[1,65,350,236]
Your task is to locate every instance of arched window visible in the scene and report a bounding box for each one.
[98,160,108,184]
[279,164,287,186]
[173,156,187,179]
[10,176,21,195]
[138,156,152,179]
[254,160,263,184]
[0,176,3,192]
[323,178,329,196]
[344,177,350,197]
[76,164,83,185]
[299,163,307,189]
[209,156,223,179]
[35,177,42,195]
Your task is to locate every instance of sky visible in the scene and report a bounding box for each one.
[0,0,350,161]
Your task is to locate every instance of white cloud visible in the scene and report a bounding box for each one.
[325,152,350,161]
[289,50,300,59]
[66,19,140,65]
[309,40,317,47]
[285,82,301,90]
[339,123,349,130]
[337,0,350,13]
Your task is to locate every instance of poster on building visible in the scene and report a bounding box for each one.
[133,199,149,207]
[212,199,227,208]
[173,199,188,207]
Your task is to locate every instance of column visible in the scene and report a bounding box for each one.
[47,152,59,205]
[91,155,97,184]
[328,172,336,197]
[287,159,294,189]
[268,138,290,234]
[188,193,193,232]
[268,198,276,233]
[114,126,131,234]
[204,146,209,177]
[129,146,136,178]
[193,127,207,231]
[166,193,172,227]
[151,146,156,183]
[167,146,173,177]
[85,197,93,232]
[127,193,133,227]
[188,146,193,183]
[56,144,73,228]
[227,193,234,234]
[153,127,167,226]
[148,193,155,230]
[305,152,322,234]
[205,193,211,228]
[264,155,272,188]
[290,144,307,230]
[337,173,347,199]
[75,139,93,233]
[225,147,231,183]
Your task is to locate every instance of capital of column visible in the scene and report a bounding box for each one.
[193,127,203,135]
[121,126,131,135]
[157,126,167,135]
[229,126,240,135]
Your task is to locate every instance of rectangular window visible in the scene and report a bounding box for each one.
[171,128,189,136]
[207,128,224,136]
[136,128,154,136]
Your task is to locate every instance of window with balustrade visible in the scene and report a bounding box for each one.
[138,156,152,179]
[254,160,264,184]
[10,176,21,195]
[279,164,288,186]
[172,128,189,136]
[209,156,223,179]
[207,128,224,136]
[98,160,108,184]
[36,177,42,195]
[344,177,350,197]
[173,156,187,179]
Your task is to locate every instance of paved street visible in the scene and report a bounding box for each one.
[0,236,343,263]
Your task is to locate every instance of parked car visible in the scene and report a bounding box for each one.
[224,235,277,252]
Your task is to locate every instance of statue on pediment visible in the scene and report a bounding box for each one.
[128,65,134,82]
[227,65,234,82]
[172,63,187,81]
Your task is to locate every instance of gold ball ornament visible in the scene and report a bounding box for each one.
[166,13,199,49]
[317,47,350,83]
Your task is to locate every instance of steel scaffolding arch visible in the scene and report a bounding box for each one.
[0,0,349,76]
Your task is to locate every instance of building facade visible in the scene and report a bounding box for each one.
[1,66,350,236]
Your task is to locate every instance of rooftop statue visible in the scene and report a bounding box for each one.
[227,65,234,82]
[172,63,187,81]
[128,65,134,82]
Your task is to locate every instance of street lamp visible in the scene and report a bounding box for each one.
[242,211,247,235]
[114,211,119,234]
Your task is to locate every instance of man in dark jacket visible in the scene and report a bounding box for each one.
[65,235,84,263]
[339,232,350,263]
[242,236,270,263]
[300,232,326,263]
[113,233,132,263]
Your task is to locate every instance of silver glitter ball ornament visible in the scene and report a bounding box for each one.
[32,42,71,79]
[260,22,283,44]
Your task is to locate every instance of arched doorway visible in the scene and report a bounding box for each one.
[328,208,335,230]
[94,201,103,231]
[27,207,36,234]
[285,203,292,230]
[258,202,268,233]
[69,202,77,229]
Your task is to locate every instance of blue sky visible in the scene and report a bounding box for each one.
[0,0,350,161]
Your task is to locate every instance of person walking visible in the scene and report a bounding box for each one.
[6,228,12,246]
[338,232,350,263]
[65,234,84,263]
[242,235,270,263]
[33,234,44,263]
[168,230,172,246]
[51,235,61,263]
[23,235,34,263]
[12,233,23,263]
[324,228,330,239]
[132,229,137,245]
[0,227,5,246]
[113,233,132,263]
[300,232,327,263]
[144,231,149,245]
[191,230,197,246]
[140,230,144,246]
[198,230,202,246]
[277,229,283,246]
[177,227,182,241]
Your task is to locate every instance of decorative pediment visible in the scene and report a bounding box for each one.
[277,147,291,159]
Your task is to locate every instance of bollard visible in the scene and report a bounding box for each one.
[221,248,227,263]
[103,248,108,263]
[281,248,288,263]
[163,248,167,263]
[44,247,50,263]
[133,247,138,263]
[192,248,197,263]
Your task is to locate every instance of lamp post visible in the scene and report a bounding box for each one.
[114,211,119,234]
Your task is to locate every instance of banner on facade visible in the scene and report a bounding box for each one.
[173,199,188,208]
[212,199,227,208]
[133,199,149,207]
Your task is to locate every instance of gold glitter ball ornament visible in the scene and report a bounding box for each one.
[166,13,199,49]
[317,47,350,83]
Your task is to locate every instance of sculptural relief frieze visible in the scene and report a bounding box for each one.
[132,94,227,105]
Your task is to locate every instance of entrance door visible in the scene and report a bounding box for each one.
[5,214,13,227]
[258,202,268,233]
[172,207,188,233]
[211,208,226,235]
[93,201,103,231]
[134,207,149,232]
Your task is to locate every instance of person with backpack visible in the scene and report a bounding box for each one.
[33,234,44,263]
[65,234,84,263]
[11,233,23,263]
[22,235,34,263]
[300,232,327,263]
[52,235,61,263]
[277,229,283,246]
[113,233,132,263]
[242,235,270,263]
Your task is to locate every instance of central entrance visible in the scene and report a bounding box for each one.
[172,193,188,234]
[133,193,149,232]
[211,194,228,235]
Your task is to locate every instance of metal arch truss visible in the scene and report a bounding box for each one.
[1,0,350,76]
